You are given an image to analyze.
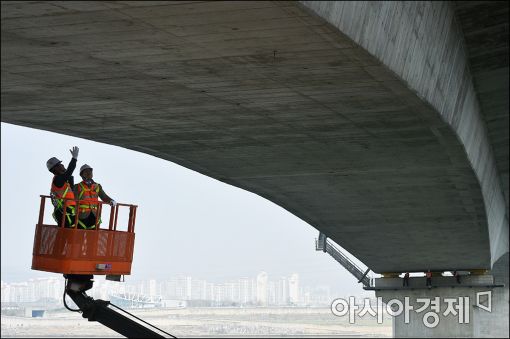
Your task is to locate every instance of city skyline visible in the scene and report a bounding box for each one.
[1,271,345,309]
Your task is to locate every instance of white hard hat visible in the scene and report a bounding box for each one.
[80,164,93,175]
[46,157,62,171]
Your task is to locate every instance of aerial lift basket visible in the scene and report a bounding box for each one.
[31,195,136,275]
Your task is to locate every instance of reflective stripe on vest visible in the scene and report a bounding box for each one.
[50,177,76,211]
[77,182,100,213]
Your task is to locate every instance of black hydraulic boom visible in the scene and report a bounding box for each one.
[64,275,175,338]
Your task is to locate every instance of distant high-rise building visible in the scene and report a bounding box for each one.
[1,281,9,302]
[6,282,30,303]
[190,279,207,300]
[224,281,237,302]
[276,277,289,306]
[288,273,299,305]
[30,277,62,301]
[238,277,253,304]
[185,276,192,300]
[161,279,178,299]
[303,291,311,305]
[149,279,157,297]
[174,276,191,300]
[268,281,276,305]
[214,284,223,304]
[205,282,215,301]
[256,271,268,306]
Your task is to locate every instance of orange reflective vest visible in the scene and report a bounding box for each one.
[76,181,100,217]
[51,177,77,227]
[50,177,76,210]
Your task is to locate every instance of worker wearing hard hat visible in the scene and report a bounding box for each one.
[73,164,116,230]
[47,146,80,228]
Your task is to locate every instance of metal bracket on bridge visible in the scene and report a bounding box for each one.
[315,232,327,252]
[358,268,371,284]
[315,232,372,287]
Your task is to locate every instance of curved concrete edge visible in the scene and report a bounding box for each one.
[299,1,509,266]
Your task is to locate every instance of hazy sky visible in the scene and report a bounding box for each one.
[1,122,373,298]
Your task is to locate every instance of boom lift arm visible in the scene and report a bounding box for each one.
[65,275,174,338]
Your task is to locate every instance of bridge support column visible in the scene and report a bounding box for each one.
[373,257,508,337]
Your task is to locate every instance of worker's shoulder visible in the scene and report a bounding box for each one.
[52,175,65,187]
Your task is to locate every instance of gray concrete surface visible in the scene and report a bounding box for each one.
[473,253,509,338]
[453,2,509,217]
[1,1,507,273]
[376,256,508,338]
[376,282,507,338]
[300,0,508,270]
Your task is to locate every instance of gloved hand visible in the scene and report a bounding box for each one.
[110,200,117,207]
[70,146,79,159]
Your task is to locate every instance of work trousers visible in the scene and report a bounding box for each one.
[78,213,98,230]
[53,207,77,228]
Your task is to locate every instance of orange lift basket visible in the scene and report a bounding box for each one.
[32,195,137,276]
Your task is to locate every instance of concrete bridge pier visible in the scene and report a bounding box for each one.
[374,255,509,337]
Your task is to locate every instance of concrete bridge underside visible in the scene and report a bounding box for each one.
[1,1,508,274]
